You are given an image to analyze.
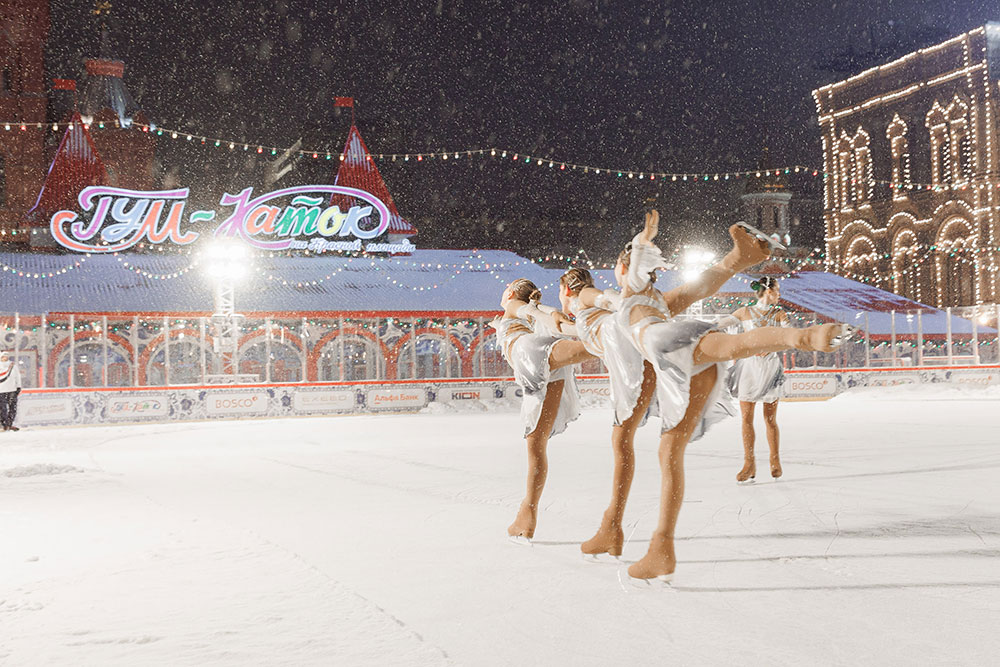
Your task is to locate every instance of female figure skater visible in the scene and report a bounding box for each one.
[558,268,657,560]
[492,278,595,542]
[617,211,852,582]
[720,277,788,483]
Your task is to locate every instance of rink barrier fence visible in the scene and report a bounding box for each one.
[10,367,1000,428]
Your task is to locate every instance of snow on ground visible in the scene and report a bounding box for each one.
[1,384,999,666]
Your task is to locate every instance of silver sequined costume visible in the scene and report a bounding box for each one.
[494,316,581,438]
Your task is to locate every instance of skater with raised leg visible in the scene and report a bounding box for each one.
[558,268,658,560]
[615,211,852,583]
[491,279,595,542]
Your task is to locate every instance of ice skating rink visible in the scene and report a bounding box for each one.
[2,385,999,666]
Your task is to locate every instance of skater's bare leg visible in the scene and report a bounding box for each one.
[582,362,656,556]
[738,401,757,482]
[763,400,781,478]
[508,380,564,539]
[692,323,845,365]
[549,339,595,371]
[628,365,717,580]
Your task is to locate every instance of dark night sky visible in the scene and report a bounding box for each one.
[44,0,994,262]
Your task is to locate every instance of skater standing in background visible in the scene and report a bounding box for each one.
[0,350,22,432]
[717,277,789,483]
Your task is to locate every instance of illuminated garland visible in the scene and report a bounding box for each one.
[0,256,88,279]
[5,117,990,191]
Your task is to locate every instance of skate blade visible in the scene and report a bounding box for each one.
[628,573,675,589]
[829,324,857,349]
[736,477,756,486]
[508,535,533,547]
[582,552,621,564]
[736,221,786,251]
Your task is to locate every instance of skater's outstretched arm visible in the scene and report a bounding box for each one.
[662,226,770,316]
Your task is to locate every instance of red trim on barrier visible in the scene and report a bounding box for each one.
[17,366,1000,396]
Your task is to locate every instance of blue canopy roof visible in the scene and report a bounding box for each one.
[0,250,986,335]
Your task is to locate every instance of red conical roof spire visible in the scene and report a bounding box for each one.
[26,111,108,224]
[329,125,417,237]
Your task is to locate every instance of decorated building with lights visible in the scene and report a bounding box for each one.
[814,24,1000,309]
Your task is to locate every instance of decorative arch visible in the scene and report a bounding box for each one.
[46,331,134,387]
[236,328,306,383]
[392,327,467,380]
[137,328,214,386]
[934,216,978,307]
[891,227,922,301]
[843,234,880,285]
[307,325,390,382]
[468,330,511,378]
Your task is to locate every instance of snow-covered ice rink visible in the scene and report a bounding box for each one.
[2,384,999,666]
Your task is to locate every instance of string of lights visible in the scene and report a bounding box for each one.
[7,116,1000,191]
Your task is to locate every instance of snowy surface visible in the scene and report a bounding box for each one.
[2,385,999,666]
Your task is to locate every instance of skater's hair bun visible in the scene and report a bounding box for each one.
[750,277,778,295]
[617,243,656,285]
[509,278,542,303]
[560,268,594,294]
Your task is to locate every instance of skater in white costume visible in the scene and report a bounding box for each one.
[491,278,595,542]
[616,211,853,582]
[718,277,789,482]
[558,268,657,560]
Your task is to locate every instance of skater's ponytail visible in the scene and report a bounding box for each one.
[750,277,778,296]
[509,278,542,303]
[560,268,594,295]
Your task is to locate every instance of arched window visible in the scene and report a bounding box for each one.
[852,128,873,203]
[239,340,303,382]
[935,218,977,307]
[317,335,384,381]
[887,115,911,197]
[836,133,854,208]
[844,235,879,286]
[891,228,921,301]
[397,334,461,379]
[926,102,950,186]
[54,342,131,387]
[946,97,972,184]
[146,340,205,385]
[472,333,511,377]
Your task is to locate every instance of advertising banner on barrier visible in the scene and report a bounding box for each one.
[438,385,496,402]
[367,388,426,409]
[107,394,170,420]
[206,391,269,416]
[18,396,75,424]
[864,371,921,388]
[948,369,1000,387]
[293,389,357,413]
[577,382,612,401]
[783,375,839,399]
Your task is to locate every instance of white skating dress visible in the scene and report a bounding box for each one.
[615,235,736,440]
[727,305,786,403]
[569,294,656,426]
[494,315,581,438]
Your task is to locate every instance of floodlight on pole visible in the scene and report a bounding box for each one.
[202,241,252,378]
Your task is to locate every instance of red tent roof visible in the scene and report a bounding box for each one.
[26,111,108,224]
[329,125,417,237]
